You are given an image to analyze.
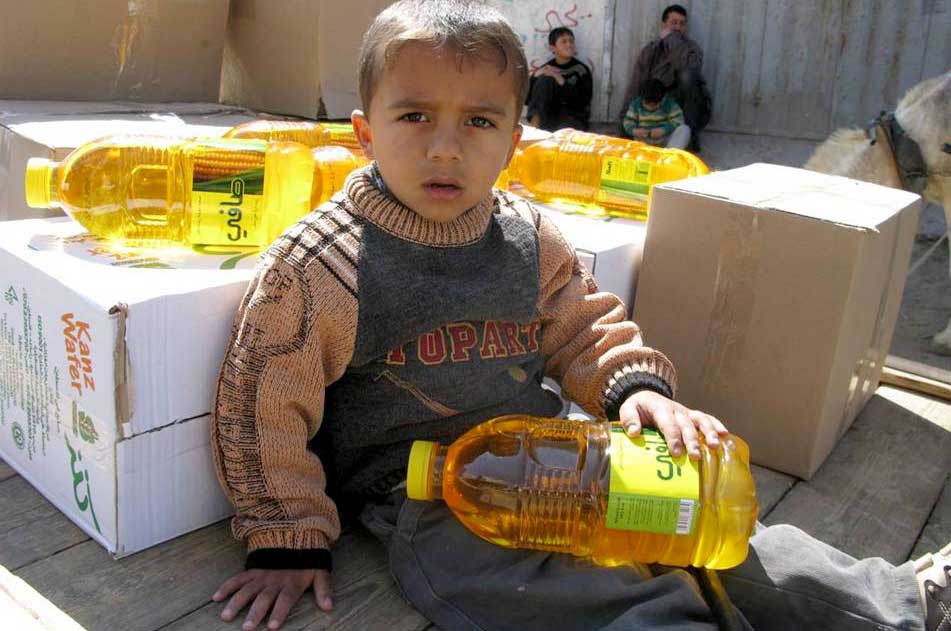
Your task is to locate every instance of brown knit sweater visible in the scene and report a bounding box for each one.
[211,166,677,570]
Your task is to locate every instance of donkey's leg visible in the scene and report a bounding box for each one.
[930,183,951,355]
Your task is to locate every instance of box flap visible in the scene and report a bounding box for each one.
[658,163,920,231]
[0,100,258,149]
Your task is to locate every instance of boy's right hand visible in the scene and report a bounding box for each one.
[213,568,333,631]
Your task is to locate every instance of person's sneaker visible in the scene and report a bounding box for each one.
[915,542,951,631]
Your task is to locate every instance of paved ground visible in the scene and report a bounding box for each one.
[683,129,950,372]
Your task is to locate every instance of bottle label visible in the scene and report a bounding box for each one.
[598,157,652,206]
[606,427,700,535]
[189,144,267,247]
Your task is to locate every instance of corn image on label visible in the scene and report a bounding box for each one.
[190,168,266,246]
[597,157,652,205]
[607,427,700,535]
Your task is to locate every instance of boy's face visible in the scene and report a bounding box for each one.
[550,34,575,60]
[663,12,687,33]
[352,44,522,223]
[642,98,660,111]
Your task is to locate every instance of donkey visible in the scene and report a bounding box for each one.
[804,71,951,354]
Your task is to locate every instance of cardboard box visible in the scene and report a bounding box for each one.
[632,164,919,478]
[0,100,258,221]
[0,217,260,556]
[220,0,390,119]
[0,0,229,102]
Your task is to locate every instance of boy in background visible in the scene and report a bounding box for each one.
[210,2,950,630]
[525,27,592,131]
[623,77,691,149]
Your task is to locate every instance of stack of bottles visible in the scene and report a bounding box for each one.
[407,415,758,569]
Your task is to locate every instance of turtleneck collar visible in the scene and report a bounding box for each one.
[343,164,497,247]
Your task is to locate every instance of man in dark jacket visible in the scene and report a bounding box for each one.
[526,27,593,132]
[619,4,711,150]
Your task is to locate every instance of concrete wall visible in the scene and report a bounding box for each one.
[609,0,951,139]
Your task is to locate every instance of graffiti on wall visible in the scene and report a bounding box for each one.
[492,0,607,118]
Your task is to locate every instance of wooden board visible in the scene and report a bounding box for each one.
[880,366,951,401]
[0,476,90,571]
[764,392,951,564]
[750,465,796,519]
[14,521,245,631]
[157,528,427,631]
[909,474,951,562]
[886,355,951,385]
[0,457,16,482]
[0,564,88,631]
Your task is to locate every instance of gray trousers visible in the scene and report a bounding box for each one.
[360,493,923,631]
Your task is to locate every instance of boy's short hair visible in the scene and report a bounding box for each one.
[662,4,688,21]
[640,78,666,103]
[359,0,529,123]
[548,26,574,47]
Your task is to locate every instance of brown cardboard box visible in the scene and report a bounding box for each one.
[0,0,229,102]
[0,101,257,221]
[632,164,919,479]
[220,0,390,119]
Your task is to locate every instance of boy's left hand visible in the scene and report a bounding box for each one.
[619,390,729,460]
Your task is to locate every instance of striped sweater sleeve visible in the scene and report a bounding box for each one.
[524,199,677,418]
[211,203,361,570]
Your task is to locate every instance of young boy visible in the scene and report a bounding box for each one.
[623,78,691,149]
[210,2,950,630]
[525,26,592,131]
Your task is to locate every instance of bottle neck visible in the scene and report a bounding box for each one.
[48,165,61,207]
[429,446,448,501]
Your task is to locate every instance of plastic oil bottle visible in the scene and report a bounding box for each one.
[224,119,362,154]
[24,135,315,249]
[309,145,370,208]
[505,134,710,220]
[407,415,758,570]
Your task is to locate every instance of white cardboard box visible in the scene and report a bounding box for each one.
[534,203,647,419]
[0,217,260,556]
[633,164,919,478]
[0,101,259,221]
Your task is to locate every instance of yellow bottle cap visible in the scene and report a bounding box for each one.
[406,440,437,501]
[25,158,54,208]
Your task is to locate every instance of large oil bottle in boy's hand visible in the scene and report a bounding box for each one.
[24,135,319,249]
[407,415,758,569]
[505,133,709,220]
[224,119,362,154]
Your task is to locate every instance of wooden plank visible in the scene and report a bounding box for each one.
[0,476,89,571]
[750,464,795,519]
[877,385,951,432]
[880,366,951,401]
[0,456,15,482]
[15,520,245,631]
[764,391,951,564]
[162,528,427,631]
[0,564,88,631]
[886,355,951,385]
[909,474,951,562]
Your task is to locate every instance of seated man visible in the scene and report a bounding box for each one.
[619,4,711,150]
[622,79,690,148]
[525,27,592,131]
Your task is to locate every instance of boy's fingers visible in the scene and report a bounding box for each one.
[691,411,721,448]
[214,572,251,601]
[222,582,261,622]
[267,588,302,630]
[676,409,701,459]
[243,587,279,631]
[650,404,682,456]
[314,570,333,611]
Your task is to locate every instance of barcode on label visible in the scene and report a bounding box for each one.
[676,499,695,535]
